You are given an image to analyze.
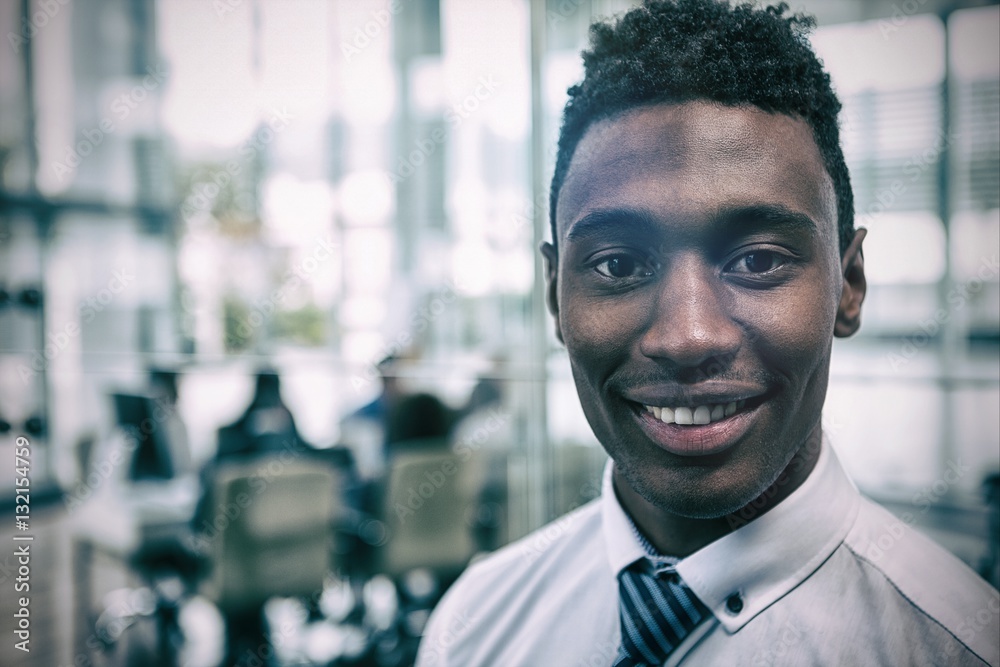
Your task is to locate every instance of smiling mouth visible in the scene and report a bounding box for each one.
[639,397,763,426]
[628,393,768,457]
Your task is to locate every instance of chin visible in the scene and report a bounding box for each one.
[638,478,763,520]
[617,445,796,522]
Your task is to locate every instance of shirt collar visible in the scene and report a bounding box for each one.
[602,457,657,576]
[601,437,861,633]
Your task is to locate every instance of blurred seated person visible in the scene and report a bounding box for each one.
[147,366,192,475]
[108,366,201,583]
[191,369,312,538]
[194,368,360,528]
[386,391,506,554]
[109,366,192,483]
[353,392,456,533]
[386,391,455,453]
[188,370,357,665]
[456,353,506,420]
[452,357,515,453]
[216,369,304,460]
[340,354,407,479]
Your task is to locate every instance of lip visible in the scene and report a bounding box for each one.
[629,394,766,457]
[624,382,767,408]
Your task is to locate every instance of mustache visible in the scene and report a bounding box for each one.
[607,361,775,392]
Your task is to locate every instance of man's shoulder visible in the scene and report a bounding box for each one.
[417,499,611,665]
[841,495,999,664]
[435,497,603,606]
[474,497,603,570]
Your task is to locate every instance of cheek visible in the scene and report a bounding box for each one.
[559,293,643,360]
[560,295,643,429]
[736,287,837,395]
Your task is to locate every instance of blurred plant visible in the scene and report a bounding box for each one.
[223,294,255,353]
[175,160,262,238]
[272,304,327,346]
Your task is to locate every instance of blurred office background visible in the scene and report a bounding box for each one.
[0,0,997,665]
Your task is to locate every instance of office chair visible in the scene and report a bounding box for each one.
[354,446,503,665]
[199,454,347,665]
[377,447,498,581]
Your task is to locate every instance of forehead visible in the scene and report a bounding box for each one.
[556,101,837,245]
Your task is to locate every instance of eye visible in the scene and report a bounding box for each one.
[728,250,785,274]
[594,254,656,279]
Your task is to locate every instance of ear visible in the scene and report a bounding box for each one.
[540,242,563,344]
[835,228,867,338]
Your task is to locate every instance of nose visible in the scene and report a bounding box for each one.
[639,255,742,372]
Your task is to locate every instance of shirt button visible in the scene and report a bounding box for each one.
[725,593,743,615]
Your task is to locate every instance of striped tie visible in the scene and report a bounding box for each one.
[613,561,712,666]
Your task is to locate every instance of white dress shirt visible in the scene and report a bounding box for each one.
[417,439,999,666]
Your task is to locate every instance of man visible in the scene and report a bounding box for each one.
[417,1,1000,665]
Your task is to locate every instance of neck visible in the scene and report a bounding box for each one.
[615,428,823,557]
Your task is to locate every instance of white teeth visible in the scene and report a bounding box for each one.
[660,407,675,424]
[643,399,751,426]
[692,406,711,425]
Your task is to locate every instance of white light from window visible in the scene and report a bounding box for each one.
[862,212,946,285]
[950,6,1000,81]
[339,170,394,227]
[811,15,944,96]
[262,174,336,246]
[451,241,494,296]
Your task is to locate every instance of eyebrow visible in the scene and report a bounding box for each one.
[563,203,819,243]
[564,208,662,243]
[715,204,819,237]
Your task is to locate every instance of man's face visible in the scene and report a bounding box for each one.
[545,101,862,519]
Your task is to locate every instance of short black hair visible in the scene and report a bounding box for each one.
[550,0,855,255]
